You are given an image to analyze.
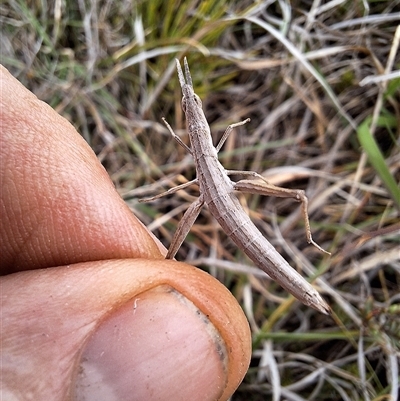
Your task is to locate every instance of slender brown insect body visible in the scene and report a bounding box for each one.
[141,58,331,315]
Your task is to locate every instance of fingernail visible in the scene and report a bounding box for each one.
[72,285,228,401]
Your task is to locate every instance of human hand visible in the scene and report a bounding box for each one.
[0,65,251,401]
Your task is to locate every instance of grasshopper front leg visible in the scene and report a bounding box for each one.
[215,118,251,152]
[140,116,202,257]
[166,195,205,259]
[162,117,192,154]
[139,179,198,203]
[233,178,331,255]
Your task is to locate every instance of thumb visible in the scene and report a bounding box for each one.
[2,258,251,401]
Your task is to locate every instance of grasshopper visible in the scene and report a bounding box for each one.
[141,58,331,314]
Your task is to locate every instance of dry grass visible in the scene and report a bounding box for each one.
[2,0,399,399]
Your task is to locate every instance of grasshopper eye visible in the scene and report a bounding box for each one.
[181,97,187,112]
[193,94,202,106]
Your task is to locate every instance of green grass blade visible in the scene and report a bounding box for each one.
[357,117,400,209]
